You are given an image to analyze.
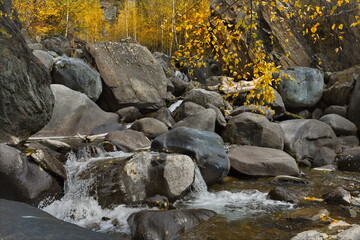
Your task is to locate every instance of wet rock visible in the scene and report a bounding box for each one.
[228,146,299,177]
[38,139,72,155]
[27,142,66,180]
[323,187,351,206]
[284,208,330,225]
[277,67,324,108]
[324,65,360,105]
[52,56,102,101]
[75,145,107,161]
[319,114,357,136]
[268,187,306,203]
[271,175,308,185]
[223,112,285,150]
[229,105,274,120]
[0,199,121,240]
[86,42,167,111]
[34,84,119,136]
[147,107,176,128]
[183,88,225,109]
[323,105,347,118]
[128,209,216,240]
[41,35,71,56]
[144,195,169,210]
[0,2,54,143]
[130,118,168,139]
[207,104,227,127]
[81,152,195,206]
[104,130,151,152]
[348,74,360,132]
[335,224,360,240]
[279,119,341,167]
[172,101,206,121]
[290,230,328,240]
[0,144,62,205]
[117,106,141,123]
[32,50,54,71]
[151,127,230,185]
[173,108,217,132]
[337,147,360,173]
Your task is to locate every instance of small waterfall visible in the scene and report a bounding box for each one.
[168,100,183,112]
[40,150,143,235]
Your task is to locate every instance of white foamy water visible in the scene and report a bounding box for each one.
[40,150,146,234]
[168,100,183,112]
[176,189,294,221]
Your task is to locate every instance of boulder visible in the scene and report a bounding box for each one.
[41,35,71,56]
[0,2,54,142]
[104,130,151,152]
[173,108,217,132]
[32,50,54,71]
[348,74,360,133]
[284,208,330,225]
[222,112,285,150]
[228,146,299,177]
[324,65,360,105]
[277,67,324,108]
[51,56,102,101]
[0,199,121,240]
[128,209,216,240]
[183,88,225,109]
[229,105,274,120]
[80,152,195,207]
[147,107,176,128]
[34,84,119,136]
[337,147,360,173]
[117,106,141,123]
[172,101,206,121]
[338,136,359,149]
[323,105,347,118]
[323,187,351,206]
[130,118,168,139]
[291,230,328,240]
[0,144,62,205]
[86,41,167,111]
[151,127,230,185]
[268,187,306,203]
[279,119,341,167]
[319,114,358,136]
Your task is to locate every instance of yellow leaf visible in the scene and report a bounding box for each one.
[332,24,336,30]
[338,24,344,30]
[303,197,324,202]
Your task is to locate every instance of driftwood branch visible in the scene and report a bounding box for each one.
[207,77,260,94]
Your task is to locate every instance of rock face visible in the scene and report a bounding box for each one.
[51,56,102,101]
[151,127,230,185]
[173,108,217,132]
[0,144,62,206]
[81,152,195,207]
[228,146,299,177]
[0,1,54,142]
[0,199,121,240]
[324,65,360,105]
[104,130,151,152]
[86,41,167,111]
[223,112,285,150]
[277,67,324,108]
[35,84,119,136]
[128,209,216,240]
[279,119,341,167]
[319,114,358,136]
[348,74,360,132]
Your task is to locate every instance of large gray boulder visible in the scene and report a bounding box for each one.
[0,144,62,206]
[32,50,55,71]
[41,35,71,56]
[104,129,151,152]
[35,84,119,136]
[151,127,230,185]
[128,209,216,240]
[324,65,360,105]
[228,146,299,177]
[183,88,225,109]
[279,119,341,167]
[80,152,195,207]
[319,114,358,136]
[277,67,324,108]
[172,101,206,121]
[0,1,54,143]
[51,56,102,101]
[222,112,285,150]
[348,74,360,133]
[0,199,121,240]
[130,118,168,139]
[173,108,217,132]
[86,41,167,111]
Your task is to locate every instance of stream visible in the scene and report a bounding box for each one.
[39,148,360,239]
